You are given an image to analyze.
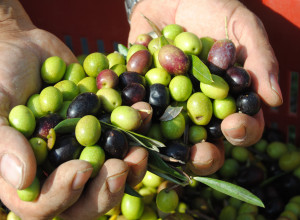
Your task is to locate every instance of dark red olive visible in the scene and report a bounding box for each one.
[158,44,190,75]
[236,91,261,116]
[118,71,146,89]
[160,141,190,166]
[236,165,265,187]
[67,92,101,118]
[100,129,129,159]
[34,113,63,140]
[121,83,146,106]
[224,66,251,95]
[206,117,223,141]
[127,50,152,75]
[148,83,170,120]
[48,135,82,168]
[207,39,236,75]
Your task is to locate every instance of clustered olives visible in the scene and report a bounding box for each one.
[7,22,263,218]
[100,128,300,220]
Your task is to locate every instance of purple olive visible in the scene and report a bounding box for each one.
[158,45,190,75]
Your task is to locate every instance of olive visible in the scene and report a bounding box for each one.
[148,83,170,120]
[67,92,100,118]
[75,115,101,147]
[207,39,236,75]
[160,141,190,166]
[224,66,251,95]
[206,117,224,141]
[100,129,129,159]
[262,197,285,219]
[121,82,146,106]
[236,165,265,187]
[118,71,146,89]
[34,113,63,140]
[236,91,261,116]
[48,135,82,168]
[126,50,152,75]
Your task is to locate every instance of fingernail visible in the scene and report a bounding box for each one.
[224,125,246,141]
[0,154,24,189]
[270,73,283,104]
[107,171,128,193]
[72,168,93,190]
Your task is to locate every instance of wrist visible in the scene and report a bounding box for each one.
[0,0,34,32]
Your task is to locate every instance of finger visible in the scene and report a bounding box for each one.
[29,29,78,64]
[187,141,224,176]
[221,110,264,147]
[60,159,129,220]
[127,0,179,44]
[230,8,283,107]
[123,146,148,187]
[0,124,36,189]
[0,160,93,220]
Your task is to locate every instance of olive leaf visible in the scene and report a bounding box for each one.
[148,151,190,185]
[159,35,169,48]
[189,54,214,84]
[118,43,129,58]
[159,106,183,121]
[125,183,142,198]
[141,13,162,37]
[54,118,80,134]
[193,176,265,208]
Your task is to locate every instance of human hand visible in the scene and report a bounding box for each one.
[128,0,283,175]
[0,1,148,219]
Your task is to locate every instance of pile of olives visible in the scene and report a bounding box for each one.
[94,128,300,220]
[6,22,263,218]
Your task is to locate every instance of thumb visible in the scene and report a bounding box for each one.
[233,9,283,107]
[0,119,36,189]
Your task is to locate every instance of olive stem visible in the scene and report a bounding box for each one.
[158,153,186,164]
[168,164,192,186]
[186,209,215,220]
[165,183,180,193]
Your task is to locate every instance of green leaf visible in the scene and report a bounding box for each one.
[54,118,80,134]
[141,13,162,37]
[189,54,214,84]
[148,151,189,185]
[159,35,169,48]
[159,105,183,121]
[194,177,265,208]
[125,183,142,198]
[118,44,129,58]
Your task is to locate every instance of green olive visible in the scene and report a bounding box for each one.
[8,105,36,138]
[200,74,229,100]
[79,145,105,178]
[83,52,109,77]
[7,211,21,220]
[39,86,63,113]
[41,56,66,84]
[121,193,144,220]
[29,137,48,165]
[17,177,40,201]
[156,188,179,213]
[75,115,101,146]
[54,80,79,101]
[26,94,46,118]
[64,63,86,84]
[77,76,98,93]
